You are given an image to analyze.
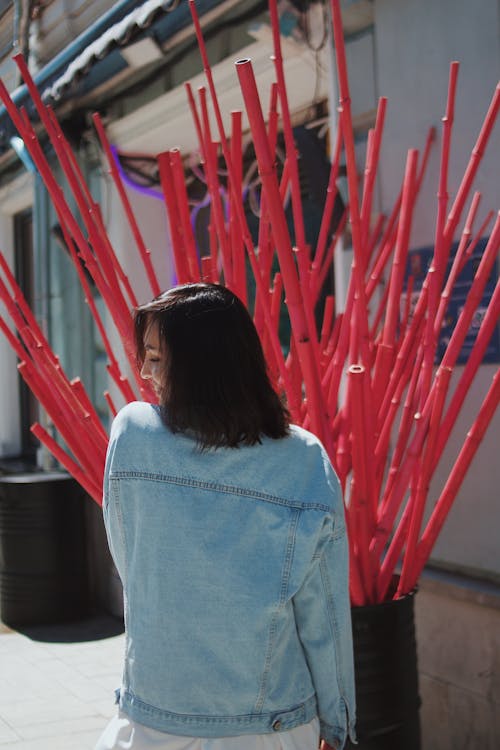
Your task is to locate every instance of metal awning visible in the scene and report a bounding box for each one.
[43,0,177,102]
[42,0,223,102]
[0,0,229,152]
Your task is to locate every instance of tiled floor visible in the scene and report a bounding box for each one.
[0,615,124,749]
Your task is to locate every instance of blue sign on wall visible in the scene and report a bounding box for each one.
[403,239,500,364]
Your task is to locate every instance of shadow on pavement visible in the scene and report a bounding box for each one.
[10,613,124,643]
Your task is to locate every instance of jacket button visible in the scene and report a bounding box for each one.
[272,720,282,731]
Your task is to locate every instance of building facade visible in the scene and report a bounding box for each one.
[0,1,498,747]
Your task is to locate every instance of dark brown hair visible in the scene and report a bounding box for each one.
[134,283,289,449]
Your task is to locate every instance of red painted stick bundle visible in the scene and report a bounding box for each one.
[0,2,498,605]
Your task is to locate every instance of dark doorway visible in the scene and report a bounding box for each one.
[14,208,39,464]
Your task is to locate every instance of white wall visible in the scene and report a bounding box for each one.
[0,173,34,457]
[375,0,500,249]
[373,0,500,578]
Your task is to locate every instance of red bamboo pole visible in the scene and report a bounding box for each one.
[18,328,106,460]
[325,279,355,412]
[107,362,141,404]
[397,365,453,595]
[372,406,431,572]
[2,302,107,457]
[376,282,428,423]
[197,87,233,287]
[253,85,287,334]
[434,270,500,468]
[381,149,419,347]
[0,254,52,356]
[169,148,202,283]
[438,212,500,370]
[31,422,102,504]
[321,313,342,372]
[70,378,109,446]
[412,368,500,587]
[13,57,136,313]
[268,0,307,257]
[253,84,282,323]
[364,212,386,273]
[311,121,343,294]
[236,58,328,445]
[0,252,55,360]
[443,82,500,245]
[285,339,304,423]
[50,215,141,394]
[104,390,118,418]
[314,210,348,300]
[458,210,494,274]
[360,97,387,245]
[435,206,493,340]
[230,110,247,304]
[415,126,437,195]
[374,213,499,567]
[188,2,299,422]
[329,0,372,371]
[46,107,94,207]
[319,295,335,355]
[348,364,377,601]
[0,276,42,353]
[0,77,137,362]
[372,150,419,409]
[17,359,104,482]
[185,81,207,163]
[366,124,435,303]
[378,266,500,598]
[91,112,161,298]
[0,315,27,360]
[45,107,136,310]
[157,151,191,284]
[376,335,425,504]
[399,275,415,344]
[418,62,459,407]
[365,220,399,302]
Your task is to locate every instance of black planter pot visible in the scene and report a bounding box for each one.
[346,588,421,750]
[0,472,89,627]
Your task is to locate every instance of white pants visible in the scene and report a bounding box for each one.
[94,712,320,750]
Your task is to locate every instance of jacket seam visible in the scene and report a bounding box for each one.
[120,688,318,727]
[319,541,347,705]
[254,508,300,713]
[111,482,127,580]
[109,472,331,512]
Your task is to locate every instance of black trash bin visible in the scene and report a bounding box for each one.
[0,472,89,627]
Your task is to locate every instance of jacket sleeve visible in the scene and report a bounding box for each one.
[292,505,357,748]
[102,421,127,584]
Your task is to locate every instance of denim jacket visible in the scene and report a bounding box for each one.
[103,402,356,748]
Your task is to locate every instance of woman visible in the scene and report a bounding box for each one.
[96,283,356,750]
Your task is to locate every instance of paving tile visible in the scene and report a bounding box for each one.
[0,696,100,730]
[0,729,102,750]
[0,615,124,749]
[17,715,106,741]
[0,718,20,745]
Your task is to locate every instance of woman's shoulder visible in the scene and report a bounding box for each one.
[286,423,331,460]
[288,423,324,445]
[284,425,341,498]
[110,401,163,439]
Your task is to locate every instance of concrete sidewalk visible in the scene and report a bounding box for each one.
[0,615,125,749]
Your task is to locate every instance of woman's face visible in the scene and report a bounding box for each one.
[140,320,165,396]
